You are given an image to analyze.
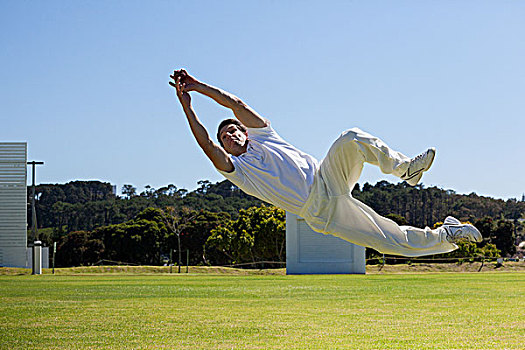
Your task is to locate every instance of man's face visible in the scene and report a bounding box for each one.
[219,124,248,156]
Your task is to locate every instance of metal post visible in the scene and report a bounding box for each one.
[186,249,189,273]
[178,240,181,274]
[27,161,44,241]
[169,249,173,274]
[52,242,56,274]
[32,240,42,275]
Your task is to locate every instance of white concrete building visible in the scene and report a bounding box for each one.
[0,143,27,267]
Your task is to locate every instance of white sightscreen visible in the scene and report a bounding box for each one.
[0,143,27,267]
[286,212,366,274]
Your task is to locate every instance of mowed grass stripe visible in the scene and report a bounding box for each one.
[0,273,523,349]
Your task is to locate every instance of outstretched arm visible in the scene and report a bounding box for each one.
[170,69,269,128]
[170,76,234,173]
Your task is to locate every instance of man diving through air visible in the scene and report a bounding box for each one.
[169,69,481,257]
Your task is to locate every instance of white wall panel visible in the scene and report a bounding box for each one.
[0,143,27,267]
[286,212,366,274]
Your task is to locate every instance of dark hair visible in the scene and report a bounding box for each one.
[216,118,247,147]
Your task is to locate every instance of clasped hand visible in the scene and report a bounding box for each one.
[169,69,201,106]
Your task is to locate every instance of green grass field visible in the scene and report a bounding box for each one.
[1,272,523,349]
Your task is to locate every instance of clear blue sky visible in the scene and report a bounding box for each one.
[1,1,524,199]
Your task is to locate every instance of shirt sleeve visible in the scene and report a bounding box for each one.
[216,157,247,188]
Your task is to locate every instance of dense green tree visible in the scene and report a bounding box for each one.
[97,208,169,265]
[435,240,500,259]
[473,217,516,257]
[121,184,137,198]
[492,220,516,257]
[179,210,231,265]
[33,181,114,205]
[206,206,285,266]
[56,231,104,267]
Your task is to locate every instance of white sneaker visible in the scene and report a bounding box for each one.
[441,216,482,243]
[401,147,436,186]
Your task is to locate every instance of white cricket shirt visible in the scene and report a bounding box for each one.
[217,125,319,215]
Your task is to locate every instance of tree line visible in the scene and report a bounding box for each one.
[32,180,261,234]
[30,180,524,266]
[55,205,285,267]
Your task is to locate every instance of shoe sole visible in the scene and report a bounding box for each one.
[406,148,436,186]
[446,224,483,243]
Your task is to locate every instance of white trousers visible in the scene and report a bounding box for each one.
[299,127,457,257]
